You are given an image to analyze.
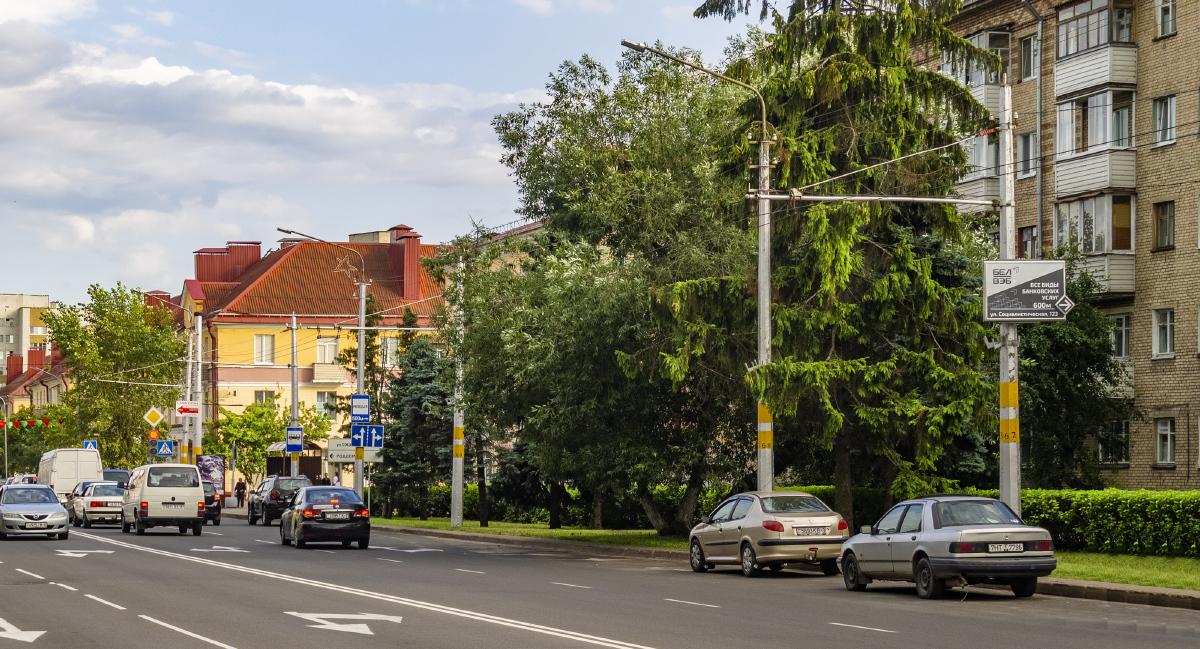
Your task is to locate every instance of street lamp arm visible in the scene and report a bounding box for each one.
[276,227,369,284]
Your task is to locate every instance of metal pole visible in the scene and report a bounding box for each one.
[184,331,193,464]
[193,312,204,465]
[291,314,299,479]
[998,79,1022,517]
[451,257,465,527]
[354,280,366,498]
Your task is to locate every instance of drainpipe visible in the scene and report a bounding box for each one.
[1019,0,1045,256]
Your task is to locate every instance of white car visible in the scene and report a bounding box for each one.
[72,482,123,528]
[0,484,69,539]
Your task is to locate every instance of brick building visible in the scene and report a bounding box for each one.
[941,0,1200,488]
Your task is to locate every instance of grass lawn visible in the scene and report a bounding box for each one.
[370,517,689,549]
[1052,550,1200,591]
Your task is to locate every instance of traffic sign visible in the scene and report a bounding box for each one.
[350,395,370,423]
[156,440,175,457]
[82,440,98,451]
[328,438,381,463]
[175,400,200,416]
[351,425,384,448]
[286,427,304,453]
[983,260,1073,322]
[143,407,164,428]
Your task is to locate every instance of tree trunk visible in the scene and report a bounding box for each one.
[673,470,704,533]
[834,429,854,531]
[592,486,603,530]
[881,458,898,511]
[548,482,561,529]
[637,481,669,534]
[418,484,428,521]
[476,437,489,528]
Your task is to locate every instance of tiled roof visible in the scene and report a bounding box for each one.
[0,369,41,398]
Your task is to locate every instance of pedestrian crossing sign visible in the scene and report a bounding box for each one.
[82,440,98,451]
[156,440,175,457]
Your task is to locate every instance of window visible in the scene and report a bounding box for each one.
[898,504,924,533]
[1099,420,1130,464]
[1154,309,1175,356]
[315,337,338,364]
[48,387,58,405]
[1155,202,1175,248]
[1153,96,1176,144]
[1057,0,1135,59]
[941,31,1010,87]
[875,506,907,534]
[1056,90,1134,157]
[965,131,999,179]
[1112,196,1132,249]
[1110,314,1130,358]
[315,391,338,420]
[1055,195,1132,253]
[1018,226,1038,259]
[1,335,12,344]
[709,499,737,523]
[254,390,275,405]
[380,337,399,369]
[1156,418,1176,464]
[253,334,275,364]
[29,326,46,335]
[730,498,752,521]
[1017,132,1037,177]
[1157,0,1176,37]
[1019,36,1038,80]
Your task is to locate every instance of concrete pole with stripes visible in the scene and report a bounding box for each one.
[756,121,774,493]
[290,314,300,479]
[450,257,465,527]
[193,311,204,464]
[997,78,1022,517]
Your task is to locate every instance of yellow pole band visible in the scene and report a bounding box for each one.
[758,431,773,450]
[999,418,1020,443]
[757,403,772,424]
[999,382,1019,408]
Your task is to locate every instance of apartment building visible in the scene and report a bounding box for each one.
[0,294,53,387]
[942,0,1199,489]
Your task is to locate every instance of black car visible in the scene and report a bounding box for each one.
[103,469,130,483]
[202,481,222,525]
[279,487,370,549]
[248,475,311,526]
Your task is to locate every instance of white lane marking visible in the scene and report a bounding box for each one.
[316,550,336,554]
[455,569,485,574]
[664,599,720,608]
[377,558,403,563]
[139,616,238,649]
[0,616,46,642]
[828,622,897,633]
[255,540,273,544]
[76,531,658,649]
[208,532,224,536]
[283,612,403,635]
[376,547,443,553]
[14,569,43,580]
[52,582,78,591]
[85,594,126,610]
[191,546,249,553]
[56,549,115,558]
[552,582,592,589]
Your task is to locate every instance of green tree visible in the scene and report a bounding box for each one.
[205,395,331,486]
[43,283,186,469]
[3,406,76,475]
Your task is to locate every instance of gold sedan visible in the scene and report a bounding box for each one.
[689,491,849,576]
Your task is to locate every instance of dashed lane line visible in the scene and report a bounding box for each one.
[664,599,720,608]
[140,615,238,649]
[552,583,593,589]
[51,582,78,591]
[377,558,403,563]
[455,569,486,574]
[255,540,273,544]
[15,569,43,580]
[85,594,126,610]
[829,622,897,633]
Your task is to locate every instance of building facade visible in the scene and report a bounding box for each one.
[943,0,1199,489]
[0,294,53,387]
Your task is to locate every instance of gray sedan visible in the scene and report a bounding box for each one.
[838,494,1056,598]
[0,485,70,539]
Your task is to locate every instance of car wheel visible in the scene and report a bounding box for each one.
[1011,577,1038,598]
[0,531,6,539]
[213,517,221,527]
[178,525,188,534]
[842,553,867,591]
[820,558,840,576]
[192,522,202,536]
[72,514,81,528]
[121,516,131,534]
[135,519,146,536]
[280,525,291,546]
[248,508,258,525]
[57,532,68,540]
[358,538,369,549]
[82,515,92,529]
[914,557,945,599]
[740,543,762,577]
[295,538,306,549]
[342,540,352,547]
[689,540,708,573]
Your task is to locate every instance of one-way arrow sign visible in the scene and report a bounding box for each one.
[0,617,45,643]
[190,546,249,553]
[55,549,115,558]
[283,612,403,635]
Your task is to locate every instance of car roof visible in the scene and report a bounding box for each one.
[904,494,1001,504]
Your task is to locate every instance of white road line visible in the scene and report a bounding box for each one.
[75,531,658,649]
[85,594,126,610]
[377,558,403,563]
[139,616,238,649]
[316,550,335,554]
[53,582,78,591]
[209,532,224,536]
[254,540,273,544]
[455,569,486,574]
[828,622,897,633]
[552,582,592,589]
[15,569,43,580]
[664,599,720,608]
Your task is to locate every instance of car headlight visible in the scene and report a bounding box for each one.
[1,513,20,520]
[49,512,68,519]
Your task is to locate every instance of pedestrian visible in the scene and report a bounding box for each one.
[332,473,340,486]
[234,478,247,508]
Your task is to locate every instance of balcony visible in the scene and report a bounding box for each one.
[954,176,999,213]
[312,363,348,384]
[1055,44,1136,98]
[970,83,1001,117]
[1055,149,1135,197]
[1079,252,1135,294]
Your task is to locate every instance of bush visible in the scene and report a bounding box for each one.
[1018,489,1200,557]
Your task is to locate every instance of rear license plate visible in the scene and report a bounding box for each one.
[795,526,829,536]
[25,522,47,529]
[988,543,1024,553]
[325,512,350,521]
[163,503,184,510]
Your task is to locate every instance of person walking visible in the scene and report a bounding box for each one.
[234,478,247,508]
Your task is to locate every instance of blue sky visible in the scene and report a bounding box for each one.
[0,1,753,303]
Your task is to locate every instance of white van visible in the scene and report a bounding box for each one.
[38,448,103,504]
[121,464,205,536]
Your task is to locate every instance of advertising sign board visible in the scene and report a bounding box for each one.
[983,260,1074,322]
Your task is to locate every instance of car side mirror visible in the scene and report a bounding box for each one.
[700,515,713,524]
[118,482,127,489]
[860,525,873,535]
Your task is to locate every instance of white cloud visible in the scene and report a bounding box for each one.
[148,11,175,26]
[513,0,554,15]
[0,0,96,25]
[194,41,257,69]
[109,23,170,47]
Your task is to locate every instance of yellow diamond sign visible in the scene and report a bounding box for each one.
[143,407,164,428]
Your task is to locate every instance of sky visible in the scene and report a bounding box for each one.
[0,0,754,304]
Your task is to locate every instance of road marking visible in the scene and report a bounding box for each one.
[85,594,126,610]
[52,582,78,591]
[208,532,224,536]
[316,550,336,554]
[377,547,443,553]
[14,569,43,580]
[139,616,238,649]
[455,569,485,574]
[191,546,249,553]
[76,532,660,649]
[828,622,896,633]
[255,540,273,544]
[283,612,403,635]
[0,617,45,643]
[377,558,403,563]
[552,582,592,589]
[55,549,115,558]
[664,599,720,608]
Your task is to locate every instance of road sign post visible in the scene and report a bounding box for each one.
[82,440,98,451]
[286,427,303,477]
[156,440,175,457]
[350,395,369,498]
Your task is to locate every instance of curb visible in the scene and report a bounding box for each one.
[223,511,1200,609]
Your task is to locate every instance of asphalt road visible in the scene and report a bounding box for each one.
[1,520,1198,649]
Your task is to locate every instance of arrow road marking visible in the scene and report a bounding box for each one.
[191,546,249,553]
[55,549,115,558]
[0,617,45,643]
[283,612,403,635]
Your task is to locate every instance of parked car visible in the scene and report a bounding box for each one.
[279,487,370,549]
[838,494,1057,599]
[73,483,124,528]
[65,480,112,525]
[38,448,103,504]
[120,464,206,536]
[202,481,222,525]
[248,475,312,526]
[689,491,848,576]
[0,484,69,539]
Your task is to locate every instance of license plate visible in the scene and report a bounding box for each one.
[163,503,184,509]
[25,522,47,529]
[325,512,350,521]
[989,543,1024,553]
[795,526,829,536]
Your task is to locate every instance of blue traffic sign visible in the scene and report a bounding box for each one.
[156,440,175,457]
[82,440,98,451]
[350,395,370,423]
[286,427,304,453]
[352,425,384,448]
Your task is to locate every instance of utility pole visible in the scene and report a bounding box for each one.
[291,314,300,479]
[450,258,465,527]
[193,311,204,465]
[184,330,193,464]
[355,280,366,499]
[997,78,1022,517]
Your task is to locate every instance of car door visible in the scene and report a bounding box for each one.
[889,503,925,577]
[858,505,907,577]
[700,499,738,558]
[724,497,754,550]
[281,493,297,540]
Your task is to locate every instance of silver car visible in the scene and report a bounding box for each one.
[0,484,70,539]
[838,494,1057,599]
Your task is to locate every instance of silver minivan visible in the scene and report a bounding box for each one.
[120,464,206,536]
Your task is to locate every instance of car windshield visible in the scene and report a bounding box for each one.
[278,478,310,491]
[760,495,831,514]
[147,467,200,488]
[937,500,1021,526]
[92,485,123,497]
[305,488,362,505]
[203,483,216,495]
[103,470,129,481]
[3,488,58,504]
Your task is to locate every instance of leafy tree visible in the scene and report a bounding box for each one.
[43,283,186,469]
[3,406,75,475]
[205,395,331,486]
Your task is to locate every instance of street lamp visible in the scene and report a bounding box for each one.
[621,40,777,491]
